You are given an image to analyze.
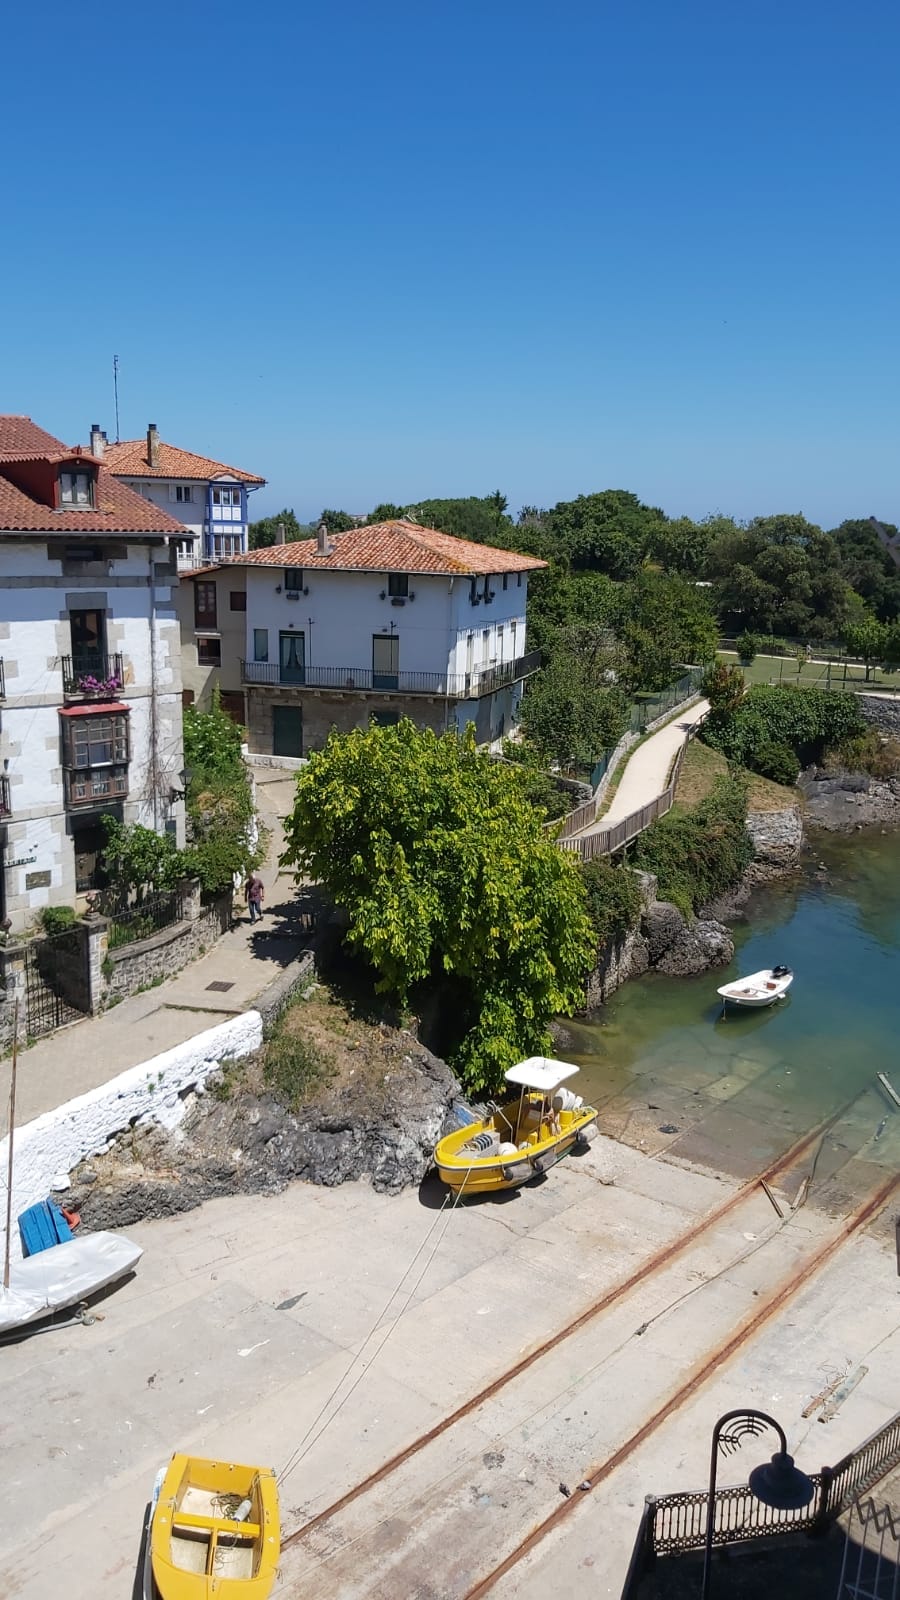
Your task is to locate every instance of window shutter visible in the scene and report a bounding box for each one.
[169,484,177,502]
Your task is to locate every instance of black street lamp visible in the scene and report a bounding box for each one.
[701,1409,815,1599]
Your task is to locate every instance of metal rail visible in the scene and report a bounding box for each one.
[280,1091,868,1559]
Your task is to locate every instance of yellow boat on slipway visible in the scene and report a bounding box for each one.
[145,1453,280,1599]
[435,1057,599,1196]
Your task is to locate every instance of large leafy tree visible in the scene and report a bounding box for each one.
[522,625,629,767]
[281,720,594,1092]
[405,496,517,547]
[621,571,718,690]
[831,519,900,623]
[249,508,306,549]
[536,490,665,578]
[182,696,262,890]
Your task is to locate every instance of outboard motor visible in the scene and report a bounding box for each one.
[771,964,792,978]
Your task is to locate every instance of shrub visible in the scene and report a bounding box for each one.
[702,684,865,775]
[752,740,800,786]
[634,775,753,919]
[580,860,642,952]
[263,1029,331,1111]
[736,630,758,663]
[40,905,77,936]
[701,661,746,715]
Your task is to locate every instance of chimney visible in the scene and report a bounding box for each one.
[316,519,333,556]
[147,422,160,468]
[90,423,105,458]
[276,521,286,545]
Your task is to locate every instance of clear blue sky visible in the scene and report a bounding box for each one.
[3,0,898,528]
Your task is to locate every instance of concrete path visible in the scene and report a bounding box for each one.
[578,697,709,837]
[1,1135,896,1600]
[0,767,309,1125]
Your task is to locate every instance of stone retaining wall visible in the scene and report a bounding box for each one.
[105,891,233,1002]
[857,694,900,736]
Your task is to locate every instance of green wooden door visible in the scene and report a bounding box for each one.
[272,705,303,757]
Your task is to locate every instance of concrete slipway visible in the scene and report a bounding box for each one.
[1,1129,897,1599]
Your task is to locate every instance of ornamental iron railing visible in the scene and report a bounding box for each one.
[240,650,541,698]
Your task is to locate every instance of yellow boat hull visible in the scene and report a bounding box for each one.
[149,1453,280,1600]
[435,1095,598,1195]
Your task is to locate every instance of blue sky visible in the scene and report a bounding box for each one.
[3,0,898,528]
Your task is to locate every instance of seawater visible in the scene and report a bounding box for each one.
[564,831,900,1181]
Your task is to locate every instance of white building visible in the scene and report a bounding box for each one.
[0,415,188,930]
[179,520,545,754]
[101,423,265,569]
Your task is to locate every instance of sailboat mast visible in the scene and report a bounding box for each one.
[3,1001,18,1290]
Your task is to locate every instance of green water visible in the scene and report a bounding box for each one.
[565,831,900,1183]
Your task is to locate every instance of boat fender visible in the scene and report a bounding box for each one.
[498,1142,519,1156]
[234,1498,253,1523]
[552,1088,583,1113]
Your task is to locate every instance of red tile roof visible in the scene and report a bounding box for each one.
[103,437,265,485]
[0,415,186,535]
[0,415,70,459]
[229,521,547,577]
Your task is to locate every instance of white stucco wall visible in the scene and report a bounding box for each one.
[0,1011,263,1263]
[0,536,185,923]
[243,567,531,683]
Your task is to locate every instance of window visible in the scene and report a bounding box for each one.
[194,581,217,629]
[279,631,306,683]
[388,573,408,598]
[502,574,509,591]
[70,608,105,662]
[212,486,242,507]
[198,637,222,666]
[517,572,522,587]
[284,568,304,592]
[207,533,244,559]
[59,470,93,507]
[62,711,130,770]
[229,590,247,611]
[253,628,269,662]
[175,485,193,503]
[482,629,490,660]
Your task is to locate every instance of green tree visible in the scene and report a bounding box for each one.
[621,572,717,690]
[406,496,517,547]
[843,616,887,680]
[182,696,262,891]
[281,720,594,1092]
[522,627,628,768]
[100,818,182,900]
[320,508,358,533]
[369,502,407,522]
[249,508,305,549]
[701,661,746,716]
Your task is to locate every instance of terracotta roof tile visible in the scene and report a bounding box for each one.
[103,437,265,485]
[0,416,186,535]
[231,521,546,577]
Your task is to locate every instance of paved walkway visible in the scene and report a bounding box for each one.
[0,768,309,1126]
[577,697,709,838]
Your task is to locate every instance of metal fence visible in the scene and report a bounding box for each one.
[240,651,541,699]
[104,888,185,950]
[621,1410,900,1597]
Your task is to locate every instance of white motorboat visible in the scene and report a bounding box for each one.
[717,965,794,1009]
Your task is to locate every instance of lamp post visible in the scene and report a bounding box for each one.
[701,1409,815,1600]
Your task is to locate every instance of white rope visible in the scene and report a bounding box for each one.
[278,1168,473,1489]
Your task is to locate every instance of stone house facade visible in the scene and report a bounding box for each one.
[178,519,546,753]
[0,415,188,931]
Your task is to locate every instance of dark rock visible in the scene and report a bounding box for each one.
[643,901,686,962]
[656,919,734,976]
[799,768,900,832]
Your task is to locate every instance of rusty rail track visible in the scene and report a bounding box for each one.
[281,1090,869,1556]
[461,1164,900,1598]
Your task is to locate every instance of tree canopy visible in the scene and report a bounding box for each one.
[281,719,594,1092]
[248,508,307,549]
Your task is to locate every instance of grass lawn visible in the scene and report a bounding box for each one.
[674,737,797,814]
[719,650,900,692]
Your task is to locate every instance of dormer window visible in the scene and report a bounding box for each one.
[59,470,93,508]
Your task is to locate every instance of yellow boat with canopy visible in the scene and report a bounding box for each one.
[434,1057,598,1196]
[146,1453,280,1599]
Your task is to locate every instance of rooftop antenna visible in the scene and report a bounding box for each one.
[113,354,121,443]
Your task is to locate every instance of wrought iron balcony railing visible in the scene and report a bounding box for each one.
[240,651,541,697]
[61,653,125,699]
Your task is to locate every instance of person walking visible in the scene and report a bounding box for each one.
[245,871,265,923]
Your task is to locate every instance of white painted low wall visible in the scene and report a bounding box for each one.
[0,1011,263,1263]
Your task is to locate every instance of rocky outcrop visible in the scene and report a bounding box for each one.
[858,695,900,737]
[799,769,900,832]
[585,870,656,1007]
[745,807,804,871]
[63,1036,461,1229]
[643,901,686,962]
[655,918,734,976]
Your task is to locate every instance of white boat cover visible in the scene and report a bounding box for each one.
[0,1231,142,1334]
[504,1057,580,1092]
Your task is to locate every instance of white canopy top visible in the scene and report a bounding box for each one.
[504,1057,580,1092]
